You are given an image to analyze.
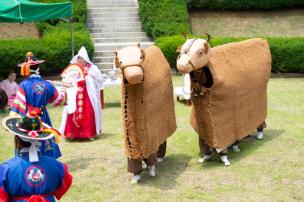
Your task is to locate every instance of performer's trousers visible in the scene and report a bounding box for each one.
[199,137,228,156]
[128,141,167,175]
[199,121,267,155]
[128,154,156,175]
[156,141,167,158]
[257,121,267,132]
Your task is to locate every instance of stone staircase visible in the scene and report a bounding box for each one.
[86,0,153,73]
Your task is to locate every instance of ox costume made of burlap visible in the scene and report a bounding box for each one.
[190,38,271,151]
[121,46,176,174]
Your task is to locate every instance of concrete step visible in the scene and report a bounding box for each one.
[89,27,143,33]
[93,42,154,51]
[87,7,138,13]
[91,32,148,38]
[87,0,137,3]
[87,21,141,28]
[88,4,137,8]
[87,1,138,7]
[93,37,152,43]
[94,51,115,57]
[94,62,115,69]
[87,12,138,18]
[87,17,140,23]
[93,57,115,63]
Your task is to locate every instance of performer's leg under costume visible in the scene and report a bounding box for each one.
[199,137,212,156]
[128,154,157,175]
[156,141,167,159]
[257,121,267,132]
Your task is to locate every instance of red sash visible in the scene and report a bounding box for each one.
[10,194,51,202]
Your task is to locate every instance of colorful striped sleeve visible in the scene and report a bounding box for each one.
[10,87,26,115]
[48,85,66,107]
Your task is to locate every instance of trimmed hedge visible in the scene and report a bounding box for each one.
[156,35,304,73]
[0,23,93,77]
[138,0,191,39]
[188,0,304,10]
[0,0,92,78]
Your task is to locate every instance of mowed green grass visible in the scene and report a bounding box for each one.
[190,9,304,37]
[0,76,303,201]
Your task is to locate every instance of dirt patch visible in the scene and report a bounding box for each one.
[0,23,39,39]
[190,8,304,37]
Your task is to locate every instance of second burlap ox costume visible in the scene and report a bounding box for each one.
[176,37,271,165]
[190,38,271,150]
[117,45,176,183]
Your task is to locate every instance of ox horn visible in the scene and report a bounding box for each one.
[205,33,211,43]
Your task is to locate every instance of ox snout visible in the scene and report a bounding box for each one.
[123,66,144,84]
[176,55,193,74]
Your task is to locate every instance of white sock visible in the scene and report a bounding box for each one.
[232,145,240,152]
[198,154,211,163]
[256,132,264,140]
[148,165,156,177]
[131,175,141,184]
[157,157,164,163]
[220,155,231,166]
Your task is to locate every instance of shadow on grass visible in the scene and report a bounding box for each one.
[64,133,116,143]
[104,102,121,109]
[65,157,98,172]
[198,129,284,169]
[139,154,191,189]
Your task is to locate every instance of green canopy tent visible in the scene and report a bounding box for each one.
[0,0,74,56]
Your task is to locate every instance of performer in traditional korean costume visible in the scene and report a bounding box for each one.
[0,71,18,108]
[10,53,66,159]
[0,111,72,202]
[60,47,103,140]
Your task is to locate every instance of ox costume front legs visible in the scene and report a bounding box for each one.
[257,121,267,140]
[198,137,231,166]
[128,154,157,184]
[127,141,167,184]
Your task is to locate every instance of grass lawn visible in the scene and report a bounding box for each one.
[190,8,304,37]
[0,76,303,201]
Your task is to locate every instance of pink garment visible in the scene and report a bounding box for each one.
[0,79,18,106]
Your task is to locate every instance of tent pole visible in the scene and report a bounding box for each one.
[70,17,74,57]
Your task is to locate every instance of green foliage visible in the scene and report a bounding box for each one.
[156,35,304,73]
[0,23,93,77]
[188,0,304,10]
[0,40,44,77]
[138,0,191,39]
[0,0,92,78]
[34,0,87,34]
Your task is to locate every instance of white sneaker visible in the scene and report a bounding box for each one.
[198,155,212,163]
[142,161,147,170]
[157,157,164,163]
[89,138,95,141]
[220,155,231,166]
[232,145,240,153]
[148,165,156,177]
[256,132,264,140]
[131,175,141,184]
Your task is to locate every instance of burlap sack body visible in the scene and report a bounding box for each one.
[122,45,176,159]
[191,38,272,149]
